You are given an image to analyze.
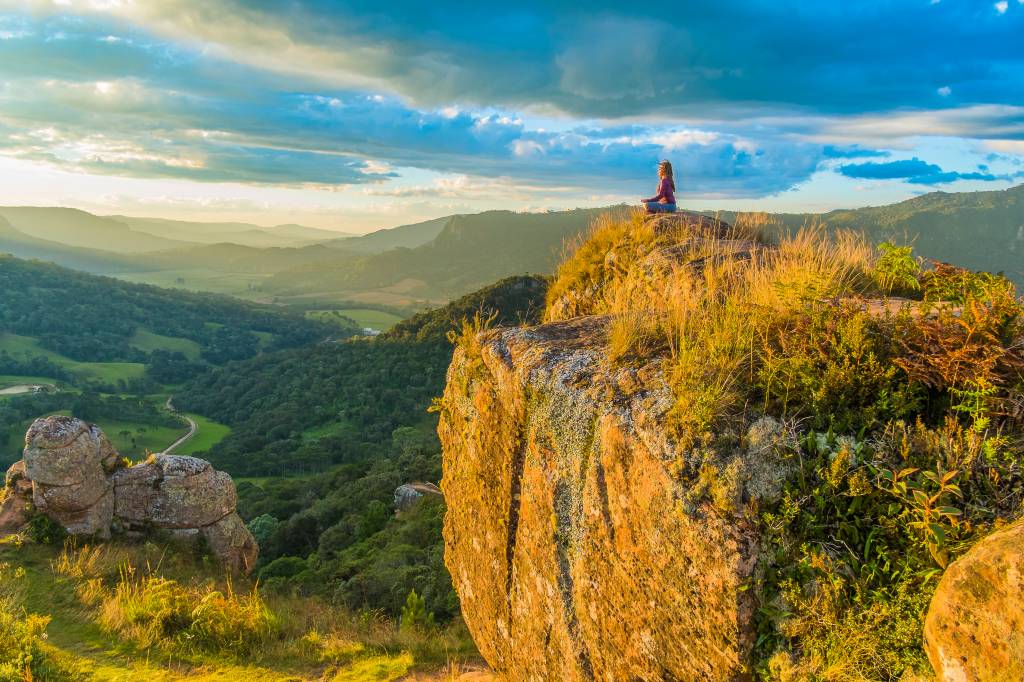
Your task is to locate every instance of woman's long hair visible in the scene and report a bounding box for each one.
[658,160,675,191]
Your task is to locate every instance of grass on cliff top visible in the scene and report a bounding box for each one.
[535,209,1024,680]
[546,209,1023,441]
[0,533,479,681]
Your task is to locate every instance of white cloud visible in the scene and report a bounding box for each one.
[658,130,721,149]
[995,1,1009,13]
[937,86,952,97]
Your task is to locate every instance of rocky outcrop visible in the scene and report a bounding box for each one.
[3,415,257,573]
[394,482,443,511]
[438,315,795,681]
[545,213,768,322]
[924,519,1024,681]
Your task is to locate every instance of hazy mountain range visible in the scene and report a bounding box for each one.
[0,185,1021,310]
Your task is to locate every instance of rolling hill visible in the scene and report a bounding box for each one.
[0,207,193,253]
[261,208,620,304]
[334,215,452,253]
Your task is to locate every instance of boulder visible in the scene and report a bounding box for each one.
[924,519,1024,681]
[31,468,109,512]
[0,487,31,535]
[202,513,258,574]
[110,461,162,522]
[45,488,113,538]
[648,211,733,239]
[5,460,31,495]
[113,455,236,529]
[23,415,102,486]
[94,426,121,472]
[394,482,443,511]
[439,315,782,681]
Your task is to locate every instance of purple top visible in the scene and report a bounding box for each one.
[644,177,675,204]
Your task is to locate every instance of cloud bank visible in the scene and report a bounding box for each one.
[0,1,1022,209]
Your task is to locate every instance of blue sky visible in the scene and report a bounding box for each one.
[0,1,1022,231]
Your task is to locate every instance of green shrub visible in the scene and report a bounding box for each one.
[0,560,76,682]
[755,417,1023,680]
[755,304,923,432]
[25,513,66,545]
[871,241,921,296]
[0,602,62,682]
[399,589,434,631]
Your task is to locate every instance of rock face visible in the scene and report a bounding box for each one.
[439,315,792,681]
[3,415,257,573]
[924,519,1024,681]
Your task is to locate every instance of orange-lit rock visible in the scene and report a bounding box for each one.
[439,316,794,681]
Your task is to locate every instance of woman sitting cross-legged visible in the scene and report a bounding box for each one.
[642,160,677,214]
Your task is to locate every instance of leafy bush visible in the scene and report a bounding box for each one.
[25,513,67,546]
[0,602,63,682]
[871,241,921,295]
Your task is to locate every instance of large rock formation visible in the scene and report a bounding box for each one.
[924,519,1024,681]
[439,315,794,681]
[2,415,257,573]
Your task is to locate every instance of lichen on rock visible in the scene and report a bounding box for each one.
[440,315,786,680]
[924,519,1024,682]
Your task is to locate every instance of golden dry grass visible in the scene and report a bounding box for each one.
[545,210,880,443]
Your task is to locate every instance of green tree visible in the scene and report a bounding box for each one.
[400,589,433,630]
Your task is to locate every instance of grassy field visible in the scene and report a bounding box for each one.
[91,418,189,458]
[307,308,403,331]
[173,414,231,456]
[0,539,477,681]
[117,269,269,297]
[253,330,276,349]
[0,333,145,384]
[129,328,202,361]
[0,374,58,390]
[302,419,350,441]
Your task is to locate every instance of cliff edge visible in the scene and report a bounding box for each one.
[438,210,1024,681]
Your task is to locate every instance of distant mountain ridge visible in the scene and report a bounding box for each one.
[1,185,1020,306]
[107,215,352,248]
[0,207,194,254]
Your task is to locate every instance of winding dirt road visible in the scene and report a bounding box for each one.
[162,396,197,455]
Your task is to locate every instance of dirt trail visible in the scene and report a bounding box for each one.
[162,396,197,455]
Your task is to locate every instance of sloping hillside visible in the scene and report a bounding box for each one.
[0,207,194,253]
[263,208,618,302]
[726,184,1024,286]
[335,216,452,254]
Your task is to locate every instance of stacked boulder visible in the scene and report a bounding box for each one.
[2,415,257,573]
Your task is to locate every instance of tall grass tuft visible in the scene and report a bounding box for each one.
[98,564,278,656]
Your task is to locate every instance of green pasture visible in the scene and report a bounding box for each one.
[0,333,145,384]
[129,328,202,360]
